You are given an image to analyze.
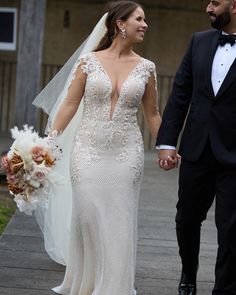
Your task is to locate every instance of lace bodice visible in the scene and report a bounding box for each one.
[70,53,157,185]
[76,52,157,125]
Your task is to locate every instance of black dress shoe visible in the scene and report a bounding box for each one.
[178,284,196,295]
[178,272,197,295]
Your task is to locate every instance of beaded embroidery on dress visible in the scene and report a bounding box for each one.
[52,52,157,295]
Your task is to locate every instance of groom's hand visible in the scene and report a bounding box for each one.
[157,149,179,170]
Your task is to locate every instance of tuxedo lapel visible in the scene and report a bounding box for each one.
[205,30,221,98]
[216,57,236,98]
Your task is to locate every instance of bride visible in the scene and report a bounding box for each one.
[33,1,161,294]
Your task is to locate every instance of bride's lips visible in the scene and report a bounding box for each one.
[137,30,145,36]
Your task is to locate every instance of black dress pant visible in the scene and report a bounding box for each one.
[176,141,236,294]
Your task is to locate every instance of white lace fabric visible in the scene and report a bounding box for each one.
[51,52,157,295]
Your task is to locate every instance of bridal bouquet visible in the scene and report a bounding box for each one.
[1,125,63,215]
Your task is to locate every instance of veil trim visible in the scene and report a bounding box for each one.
[33,13,108,265]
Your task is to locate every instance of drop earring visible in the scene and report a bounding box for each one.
[120,28,127,39]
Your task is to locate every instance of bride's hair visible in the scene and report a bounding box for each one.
[95,0,142,51]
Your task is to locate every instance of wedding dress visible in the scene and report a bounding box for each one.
[51,52,157,295]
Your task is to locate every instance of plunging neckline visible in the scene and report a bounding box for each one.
[91,52,143,120]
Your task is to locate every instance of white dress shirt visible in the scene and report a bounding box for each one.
[211,32,236,95]
[158,31,236,150]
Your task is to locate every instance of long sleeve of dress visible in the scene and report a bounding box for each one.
[142,64,161,139]
[50,64,87,133]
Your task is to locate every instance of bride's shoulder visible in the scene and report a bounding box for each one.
[141,56,156,67]
[79,52,94,61]
[78,52,98,67]
[74,52,96,75]
[140,56,157,72]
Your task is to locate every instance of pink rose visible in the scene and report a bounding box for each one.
[7,173,16,183]
[31,146,45,164]
[1,155,11,173]
[33,170,45,183]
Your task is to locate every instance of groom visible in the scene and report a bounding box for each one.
[156,0,236,294]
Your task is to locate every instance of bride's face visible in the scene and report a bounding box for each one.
[121,7,148,43]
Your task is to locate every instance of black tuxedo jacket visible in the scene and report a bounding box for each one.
[156,29,236,166]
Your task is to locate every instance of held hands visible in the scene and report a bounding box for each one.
[156,149,181,170]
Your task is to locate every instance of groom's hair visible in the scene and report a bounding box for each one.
[95,1,142,51]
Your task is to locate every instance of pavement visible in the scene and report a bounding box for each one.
[0,152,217,295]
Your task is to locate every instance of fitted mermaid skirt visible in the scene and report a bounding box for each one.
[52,122,144,295]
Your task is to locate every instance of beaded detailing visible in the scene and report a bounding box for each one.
[70,52,156,184]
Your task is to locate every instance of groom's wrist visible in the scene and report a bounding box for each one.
[156,145,176,150]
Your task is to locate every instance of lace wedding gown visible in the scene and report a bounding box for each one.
[52,52,156,295]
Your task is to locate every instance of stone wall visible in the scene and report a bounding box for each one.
[42,0,211,75]
[0,0,211,74]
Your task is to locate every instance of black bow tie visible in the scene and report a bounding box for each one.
[218,34,236,46]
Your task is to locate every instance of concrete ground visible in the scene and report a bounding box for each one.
[0,152,217,295]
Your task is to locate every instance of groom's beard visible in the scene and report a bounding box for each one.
[209,9,231,30]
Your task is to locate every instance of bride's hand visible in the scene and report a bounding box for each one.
[157,150,180,170]
[46,130,58,146]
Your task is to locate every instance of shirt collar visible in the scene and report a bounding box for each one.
[222,30,236,35]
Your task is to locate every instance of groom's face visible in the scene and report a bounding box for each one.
[206,0,232,29]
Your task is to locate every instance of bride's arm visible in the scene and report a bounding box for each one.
[50,65,87,133]
[141,72,162,139]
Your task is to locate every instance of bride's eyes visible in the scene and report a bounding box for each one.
[136,16,147,23]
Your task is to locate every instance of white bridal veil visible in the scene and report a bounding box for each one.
[33,13,108,265]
